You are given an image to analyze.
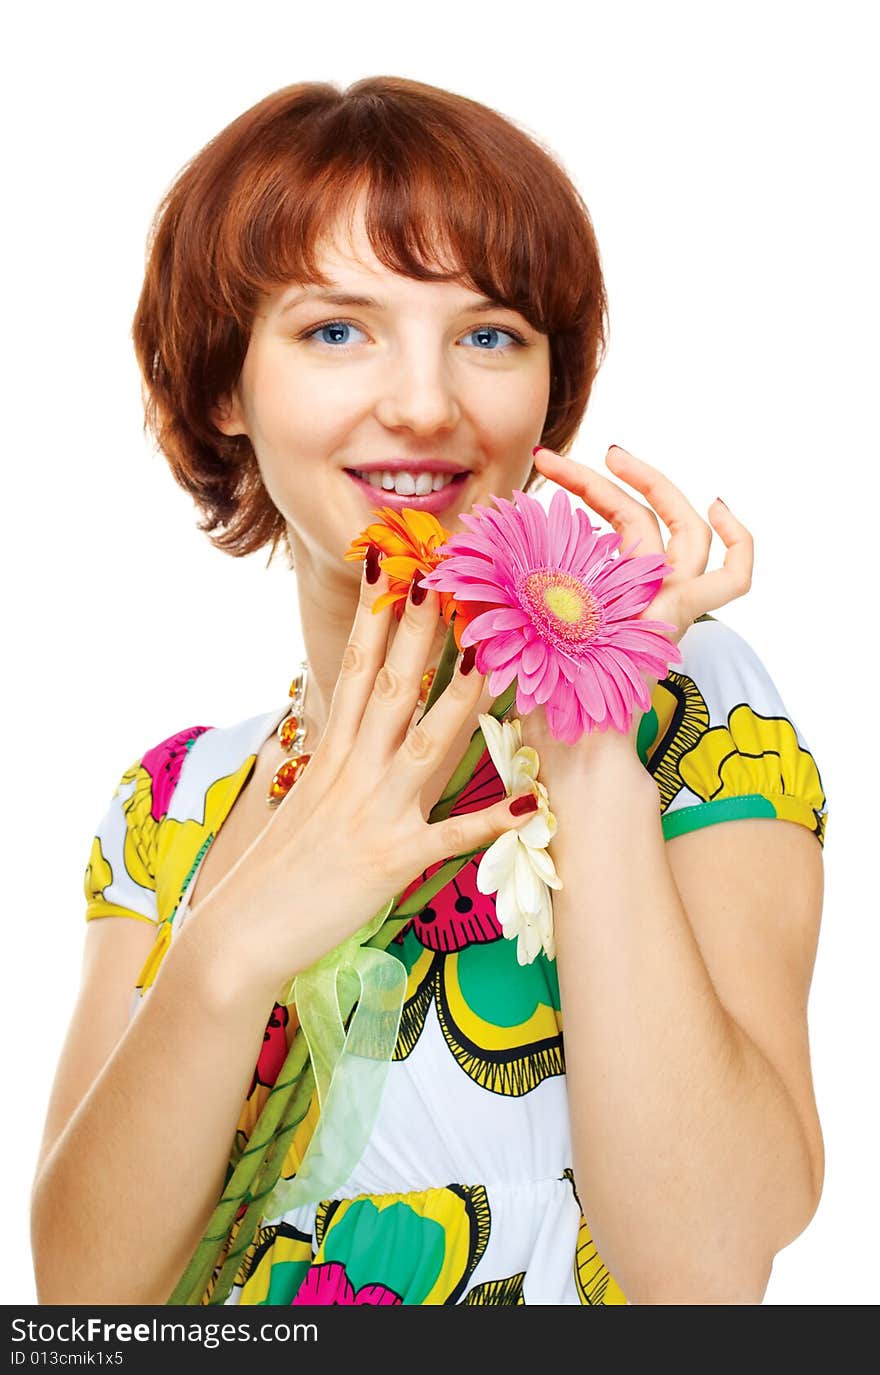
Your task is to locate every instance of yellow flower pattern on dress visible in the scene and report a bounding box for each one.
[80,617,827,1306]
[678,703,827,844]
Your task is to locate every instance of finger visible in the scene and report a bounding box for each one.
[532,445,665,559]
[321,547,395,755]
[604,445,712,576]
[422,783,542,873]
[381,647,492,812]
[683,498,754,617]
[357,583,443,764]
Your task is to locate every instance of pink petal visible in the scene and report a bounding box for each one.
[593,551,670,596]
[555,652,580,683]
[521,637,546,675]
[600,581,665,622]
[604,645,655,708]
[488,664,519,697]
[516,685,539,714]
[602,622,678,659]
[573,661,611,726]
[512,489,548,557]
[594,658,633,732]
[446,581,511,602]
[476,629,525,669]
[546,688,582,743]
[573,529,623,581]
[432,553,500,581]
[533,652,560,705]
[519,656,548,693]
[547,487,574,561]
[462,606,531,638]
[474,507,532,566]
[561,505,591,567]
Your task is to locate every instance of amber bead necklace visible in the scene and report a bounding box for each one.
[265,660,312,807]
[266,658,437,807]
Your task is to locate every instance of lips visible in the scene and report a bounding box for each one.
[344,468,470,515]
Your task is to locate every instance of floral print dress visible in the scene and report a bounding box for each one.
[83,614,828,1305]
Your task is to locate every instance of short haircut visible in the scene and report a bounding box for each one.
[132,76,609,568]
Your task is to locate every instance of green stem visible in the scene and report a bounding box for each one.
[169,899,424,1306]
[429,680,517,821]
[166,1031,310,1304]
[418,617,461,719]
[170,659,522,1305]
[206,1063,316,1305]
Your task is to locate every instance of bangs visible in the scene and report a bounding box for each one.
[210,95,579,335]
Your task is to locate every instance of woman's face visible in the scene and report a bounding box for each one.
[213,199,552,578]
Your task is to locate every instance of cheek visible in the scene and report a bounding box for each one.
[482,371,550,435]
[253,358,359,452]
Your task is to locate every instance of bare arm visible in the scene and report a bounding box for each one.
[32,565,537,1305]
[30,902,279,1306]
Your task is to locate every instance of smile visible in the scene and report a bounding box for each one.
[344,468,470,514]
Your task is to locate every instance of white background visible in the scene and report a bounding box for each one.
[4,0,876,1306]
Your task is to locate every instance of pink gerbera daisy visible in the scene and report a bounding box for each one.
[418,487,683,744]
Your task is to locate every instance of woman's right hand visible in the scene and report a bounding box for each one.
[197,551,539,1002]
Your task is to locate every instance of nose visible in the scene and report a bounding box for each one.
[373,351,462,437]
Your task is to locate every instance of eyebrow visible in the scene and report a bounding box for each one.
[280,288,513,315]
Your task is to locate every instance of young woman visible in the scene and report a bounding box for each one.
[30,76,828,1307]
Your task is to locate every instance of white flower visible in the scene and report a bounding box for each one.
[475,713,563,965]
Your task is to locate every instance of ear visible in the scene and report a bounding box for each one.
[210,391,248,438]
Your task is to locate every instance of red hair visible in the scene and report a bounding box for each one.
[132,76,609,568]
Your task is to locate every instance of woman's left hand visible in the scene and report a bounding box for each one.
[521,443,754,756]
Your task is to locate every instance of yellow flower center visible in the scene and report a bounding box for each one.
[520,569,602,645]
[543,584,583,623]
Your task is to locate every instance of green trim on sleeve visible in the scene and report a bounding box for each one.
[661,792,824,844]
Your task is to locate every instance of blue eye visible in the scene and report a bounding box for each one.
[299,319,527,353]
[302,320,367,349]
[461,325,524,351]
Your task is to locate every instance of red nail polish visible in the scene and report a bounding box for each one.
[531,445,544,457]
[410,579,428,605]
[459,645,477,675]
[365,543,381,583]
[509,793,538,815]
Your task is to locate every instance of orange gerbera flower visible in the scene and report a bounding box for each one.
[344,506,497,650]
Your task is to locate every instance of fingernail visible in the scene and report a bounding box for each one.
[365,543,381,583]
[531,444,544,457]
[459,644,477,675]
[509,793,538,816]
[716,497,728,508]
[410,579,428,605]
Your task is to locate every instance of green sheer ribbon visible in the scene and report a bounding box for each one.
[260,897,406,1217]
[255,649,518,1218]
[166,618,520,1304]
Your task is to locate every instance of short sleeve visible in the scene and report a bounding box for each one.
[638,615,828,849]
[83,725,212,924]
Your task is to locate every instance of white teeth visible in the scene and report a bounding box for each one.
[352,468,460,496]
